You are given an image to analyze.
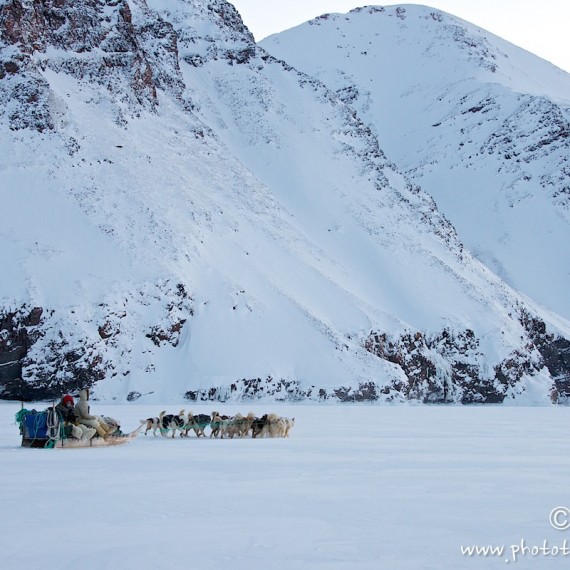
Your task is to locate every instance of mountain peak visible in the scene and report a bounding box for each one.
[1,1,569,404]
[262,4,570,322]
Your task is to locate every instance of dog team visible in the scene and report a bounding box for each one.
[142,410,295,439]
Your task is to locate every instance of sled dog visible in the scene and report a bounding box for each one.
[141,416,161,436]
[159,409,186,438]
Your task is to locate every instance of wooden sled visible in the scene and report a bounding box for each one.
[18,407,142,449]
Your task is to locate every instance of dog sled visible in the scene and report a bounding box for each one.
[16,406,141,449]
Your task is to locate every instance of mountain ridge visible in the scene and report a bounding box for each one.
[261,4,570,320]
[1,0,569,404]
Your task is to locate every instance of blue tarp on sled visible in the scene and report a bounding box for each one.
[23,411,50,440]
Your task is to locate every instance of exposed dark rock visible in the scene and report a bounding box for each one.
[1,324,107,401]
[480,96,570,208]
[185,377,403,404]
[145,283,192,347]
[182,315,570,403]
[186,376,315,402]
[98,323,115,340]
[518,307,570,400]
[0,306,45,396]
[127,391,141,402]
[362,322,567,404]
[0,282,193,401]
[0,0,185,131]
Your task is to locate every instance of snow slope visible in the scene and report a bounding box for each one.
[261,4,570,321]
[0,0,569,403]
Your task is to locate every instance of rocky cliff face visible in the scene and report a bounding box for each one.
[0,281,193,400]
[1,0,184,131]
[157,0,255,66]
[182,310,569,405]
[1,0,569,404]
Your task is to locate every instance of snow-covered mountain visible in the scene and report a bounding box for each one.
[1,0,569,404]
[261,4,570,321]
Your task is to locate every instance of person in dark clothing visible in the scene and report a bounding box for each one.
[55,394,96,441]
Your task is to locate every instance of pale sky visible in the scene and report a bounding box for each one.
[231,1,570,73]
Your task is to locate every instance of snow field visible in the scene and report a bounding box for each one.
[2,402,570,569]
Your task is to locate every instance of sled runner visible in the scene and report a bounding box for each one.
[16,406,141,449]
[53,425,141,448]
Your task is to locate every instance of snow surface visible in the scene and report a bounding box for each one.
[2,401,570,569]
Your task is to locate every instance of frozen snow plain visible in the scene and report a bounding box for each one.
[2,402,570,569]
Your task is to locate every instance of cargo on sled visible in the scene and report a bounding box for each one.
[16,401,141,449]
